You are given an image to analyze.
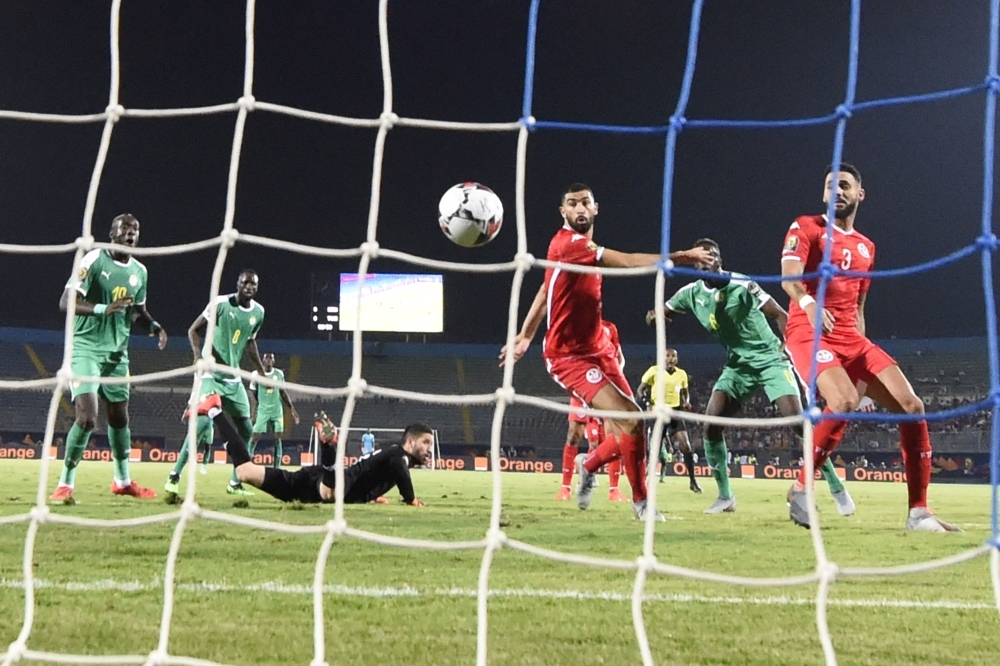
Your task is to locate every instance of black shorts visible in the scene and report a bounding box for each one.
[261,467,325,504]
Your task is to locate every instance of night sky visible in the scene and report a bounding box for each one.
[1,1,997,345]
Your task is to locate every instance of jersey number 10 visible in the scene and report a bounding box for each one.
[111,286,128,301]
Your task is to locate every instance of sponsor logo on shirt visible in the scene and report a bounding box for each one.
[585,368,603,384]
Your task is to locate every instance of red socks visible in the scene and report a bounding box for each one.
[796,410,848,488]
[560,444,577,487]
[900,421,932,509]
[584,437,620,474]
[608,458,621,490]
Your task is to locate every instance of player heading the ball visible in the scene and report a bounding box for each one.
[501,183,712,522]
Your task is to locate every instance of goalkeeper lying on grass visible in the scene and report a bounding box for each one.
[172,406,431,506]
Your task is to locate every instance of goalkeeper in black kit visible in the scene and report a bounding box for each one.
[214,412,432,506]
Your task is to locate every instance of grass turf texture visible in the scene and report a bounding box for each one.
[0,460,996,665]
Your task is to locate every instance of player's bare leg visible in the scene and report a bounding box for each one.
[582,385,663,522]
[106,400,155,499]
[673,429,701,494]
[702,390,740,514]
[51,393,100,502]
[559,420,585,500]
[864,366,960,532]
[788,366,858,528]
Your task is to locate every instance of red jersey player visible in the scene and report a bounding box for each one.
[780,163,957,532]
[500,183,711,522]
[561,321,627,503]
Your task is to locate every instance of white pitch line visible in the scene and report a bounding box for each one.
[0,578,994,611]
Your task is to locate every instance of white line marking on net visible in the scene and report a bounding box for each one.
[0,578,993,611]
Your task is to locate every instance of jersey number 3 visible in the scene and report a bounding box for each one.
[840,249,852,270]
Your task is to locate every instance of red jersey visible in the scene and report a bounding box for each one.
[782,215,875,340]
[543,225,610,358]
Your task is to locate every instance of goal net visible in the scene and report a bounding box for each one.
[1,2,999,666]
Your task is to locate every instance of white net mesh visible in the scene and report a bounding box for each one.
[1,2,998,666]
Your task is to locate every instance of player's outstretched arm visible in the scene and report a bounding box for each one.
[392,457,423,506]
[248,386,258,423]
[188,314,208,361]
[781,259,835,334]
[245,338,266,375]
[645,302,678,328]
[280,389,300,424]
[499,281,546,366]
[131,302,168,350]
[600,246,713,269]
[760,298,789,337]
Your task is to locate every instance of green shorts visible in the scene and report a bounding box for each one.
[70,350,130,403]
[253,412,284,435]
[198,374,251,419]
[713,362,799,405]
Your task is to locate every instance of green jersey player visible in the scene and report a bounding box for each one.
[50,214,167,503]
[249,352,300,469]
[165,269,265,498]
[646,239,854,516]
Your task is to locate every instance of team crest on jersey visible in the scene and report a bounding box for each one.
[785,235,799,252]
[585,368,603,384]
[249,316,257,325]
[815,350,835,364]
[128,274,139,287]
[856,243,870,259]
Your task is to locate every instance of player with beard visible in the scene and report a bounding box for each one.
[648,239,854,515]
[50,214,167,502]
[781,164,957,531]
[501,183,712,522]
[217,414,432,506]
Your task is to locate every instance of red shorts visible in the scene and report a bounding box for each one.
[568,396,588,423]
[546,347,634,407]
[785,330,896,386]
[585,418,605,445]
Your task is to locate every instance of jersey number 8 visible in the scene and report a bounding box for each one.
[231,329,242,345]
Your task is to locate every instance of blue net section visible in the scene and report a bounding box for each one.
[521,0,1000,542]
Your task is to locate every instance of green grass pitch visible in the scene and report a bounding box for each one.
[0,460,997,665]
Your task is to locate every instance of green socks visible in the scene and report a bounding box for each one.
[273,440,283,468]
[173,416,214,477]
[107,425,132,484]
[229,418,254,485]
[821,458,845,493]
[703,438,732,500]
[58,422,91,487]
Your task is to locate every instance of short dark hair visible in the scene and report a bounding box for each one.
[562,183,594,202]
[694,237,720,254]
[402,423,433,443]
[825,162,862,185]
[262,351,275,358]
[110,213,137,234]
[238,269,258,280]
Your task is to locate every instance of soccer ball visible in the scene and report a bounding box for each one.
[438,182,503,247]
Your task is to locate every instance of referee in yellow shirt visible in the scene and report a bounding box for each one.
[638,348,702,493]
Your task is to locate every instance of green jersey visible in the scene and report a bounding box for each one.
[666,273,785,371]
[203,294,264,381]
[66,249,148,354]
[250,368,285,415]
